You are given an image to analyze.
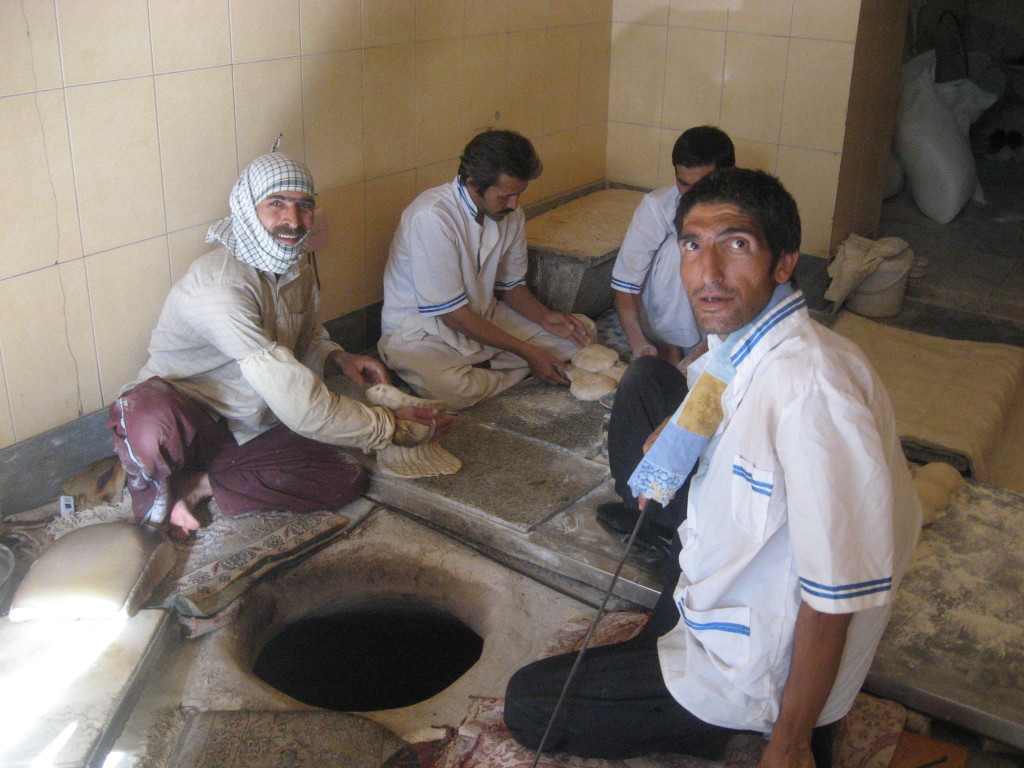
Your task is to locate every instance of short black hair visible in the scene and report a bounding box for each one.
[671,126,735,169]
[675,167,801,265]
[457,129,543,193]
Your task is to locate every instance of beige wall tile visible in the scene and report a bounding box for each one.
[168,224,218,283]
[417,0,464,40]
[417,39,467,166]
[464,34,507,134]
[363,44,418,179]
[606,120,661,188]
[0,261,102,440]
[150,0,231,73]
[609,22,667,124]
[668,0,728,30]
[302,50,364,190]
[776,145,841,257]
[655,128,678,187]
[574,121,608,188]
[506,29,548,138]
[67,79,165,255]
[578,22,612,126]
[720,32,788,144]
[662,26,725,130]
[542,26,581,135]
[314,183,367,318]
[363,0,416,47]
[157,67,237,232]
[466,0,508,35]
[612,0,669,25]
[300,0,362,53]
[508,0,548,31]
[780,38,854,153]
[1,0,61,97]
[791,0,859,42]
[526,130,575,205]
[88,238,172,402]
[364,170,419,304]
[231,0,301,62]
[732,137,778,173]
[726,0,792,36]
[0,364,13,449]
[233,58,306,169]
[57,0,152,85]
[550,0,610,26]
[417,159,461,191]
[0,91,81,279]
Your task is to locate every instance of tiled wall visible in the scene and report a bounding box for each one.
[605,0,906,260]
[0,0,611,450]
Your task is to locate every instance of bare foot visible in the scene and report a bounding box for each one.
[167,471,212,539]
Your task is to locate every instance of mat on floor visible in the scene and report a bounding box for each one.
[420,612,907,768]
[833,312,1024,482]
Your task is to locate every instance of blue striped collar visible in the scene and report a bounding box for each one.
[454,177,478,220]
[729,288,807,370]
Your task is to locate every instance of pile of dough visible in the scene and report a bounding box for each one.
[366,385,461,479]
[571,343,620,373]
[566,365,617,401]
[566,343,627,402]
[912,461,965,525]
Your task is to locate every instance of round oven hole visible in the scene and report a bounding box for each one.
[253,599,483,711]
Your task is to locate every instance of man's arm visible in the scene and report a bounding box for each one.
[324,349,389,387]
[441,304,570,385]
[614,290,657,359]
[500,284,592,346]
[760,603,852,768]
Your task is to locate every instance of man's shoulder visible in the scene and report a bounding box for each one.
[404,181,460,220]
[174,246,260,299]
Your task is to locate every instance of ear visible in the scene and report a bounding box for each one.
[773,250,799,284]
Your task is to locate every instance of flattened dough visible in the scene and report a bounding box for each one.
[566,366,617,401]
[366,385,461,478]
[572,343,621,374]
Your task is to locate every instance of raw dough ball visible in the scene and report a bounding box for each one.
[912,462,964,526]
[567,366,617,401]
[571,343,620,373]
[914,461,965,494]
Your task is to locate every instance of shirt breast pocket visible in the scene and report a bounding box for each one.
[680,603,751,681]
[730,455,773,540]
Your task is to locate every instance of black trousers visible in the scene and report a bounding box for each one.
[504,591,839,764]
[607,356,690,531]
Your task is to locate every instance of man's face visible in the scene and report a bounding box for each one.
[675,163,716,196]
[678,202,797,336]
[255,190,315,246]
[468,173,529,221]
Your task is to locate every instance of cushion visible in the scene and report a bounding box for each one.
[8,521,175,621]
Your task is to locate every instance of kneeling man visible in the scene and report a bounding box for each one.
[505,168,922,767]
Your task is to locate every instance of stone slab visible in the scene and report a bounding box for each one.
[370,419,608,532]
[463,378,608,460]
[0,609,172,767]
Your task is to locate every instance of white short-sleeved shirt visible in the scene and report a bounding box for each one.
[381,178,535,355]
[611,185,701,349]
[658,309,922,733]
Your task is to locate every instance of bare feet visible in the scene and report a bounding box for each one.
[167,471,212,540]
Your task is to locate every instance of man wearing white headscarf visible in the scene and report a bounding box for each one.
[109,151,449,537]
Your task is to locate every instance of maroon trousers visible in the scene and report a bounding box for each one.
[108,377,369,522]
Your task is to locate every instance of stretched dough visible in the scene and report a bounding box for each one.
[566,365,617,401]
[365,385,461,478]
[571,344,620,373]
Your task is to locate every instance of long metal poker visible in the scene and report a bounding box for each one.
[527,500,652,768]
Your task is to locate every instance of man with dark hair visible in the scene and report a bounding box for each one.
[109,151,449,538]
[599,126,735,550]
[378,129,591,410]
[506,167,921,768]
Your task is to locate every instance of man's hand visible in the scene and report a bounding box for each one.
[539,310,593,348]
[522,346,572,385]
[758,737,817,768]
[633,343,658,359]
[328,350,390,387]
[392,405,455,438]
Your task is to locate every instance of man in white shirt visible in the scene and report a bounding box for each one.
[378,129,592,411]
[109,151,449,538]
[505,168,922,768]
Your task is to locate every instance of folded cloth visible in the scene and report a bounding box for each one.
[824,234,912,310]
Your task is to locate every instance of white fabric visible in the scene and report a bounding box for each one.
[380,178,535,355]
[132,246,393,450]
[824,234,912,309]
[611,185,702,349]
[658,310,922,733]
[206,152,314,275]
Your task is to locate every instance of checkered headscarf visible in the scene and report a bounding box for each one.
[206,152,315,275]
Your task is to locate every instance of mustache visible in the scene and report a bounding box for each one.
[691,282,738,299]
[271,225,307,238]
